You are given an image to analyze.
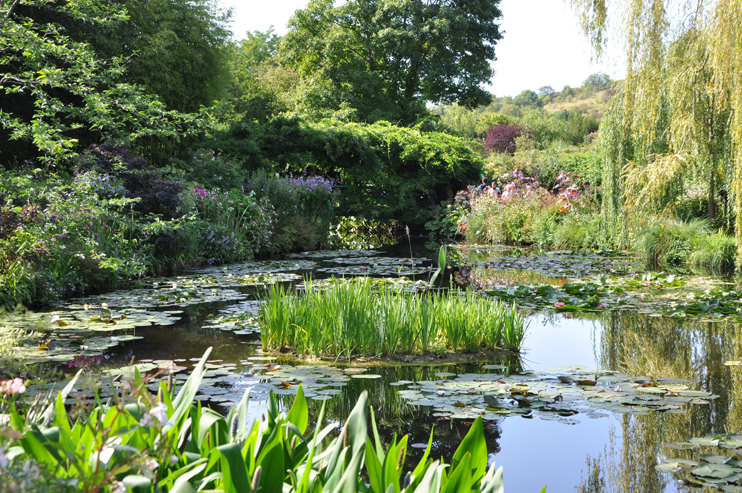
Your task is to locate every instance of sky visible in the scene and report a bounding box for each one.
[228,0,625,98]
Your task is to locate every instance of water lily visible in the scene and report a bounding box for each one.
[555,302,566,307]
[598,304,607,309]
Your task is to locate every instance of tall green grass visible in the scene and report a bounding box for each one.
[260,279,528,357]
[637,218,736,269]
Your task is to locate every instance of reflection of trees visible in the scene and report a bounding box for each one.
[273,362,508,470]
[577,312,742,491]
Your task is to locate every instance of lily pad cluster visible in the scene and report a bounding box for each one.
[395,365,717,424]
[21,357,380,407]
[658,433,742,490]
[200,300,262,335]
[465,251,633,278]
[4,309,180,364]
[317,256,430,277]
[287,249,384,259]
[59,286,247,310]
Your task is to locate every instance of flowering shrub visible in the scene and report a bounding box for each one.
[183,186,276,264]
[460,168,600,247]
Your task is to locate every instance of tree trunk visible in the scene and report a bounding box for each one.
[709,171,716,221]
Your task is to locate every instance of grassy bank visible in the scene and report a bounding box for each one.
[260,279,527,357]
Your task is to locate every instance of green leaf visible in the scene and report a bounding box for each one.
[171,347,212,425]
[443,452,472,493]
[122,475,152,493]
[450,416,487,484]
[287,385,309,436]
[216,443,250,493]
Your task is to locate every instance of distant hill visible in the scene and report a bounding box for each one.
[541,84,619,119]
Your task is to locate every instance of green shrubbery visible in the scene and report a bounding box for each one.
[636,218,736,269]
[460,169,603,249]
[0,349,528,493]
[207,117,483,226]
[0,145,333,307]
[260,279,527,357]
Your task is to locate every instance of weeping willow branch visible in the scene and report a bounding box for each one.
[622,153,689,214]
[568,0,742,266]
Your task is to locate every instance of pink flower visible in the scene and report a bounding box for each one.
[555,302,565,307]
[643,281,649,286]
[598,304,607,309]
[0,378,26,395]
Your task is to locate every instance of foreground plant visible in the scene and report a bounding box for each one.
[0,348,546,492]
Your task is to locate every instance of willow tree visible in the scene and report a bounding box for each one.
[567,0,742,257]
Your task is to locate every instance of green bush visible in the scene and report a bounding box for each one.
[689,231,737,269]
[207,117,483,226]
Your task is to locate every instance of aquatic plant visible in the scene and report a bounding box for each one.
[0,348,532,493]
[260,279,527,356]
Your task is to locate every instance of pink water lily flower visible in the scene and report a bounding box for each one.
[555,302,566,307]
[598,304,607,309]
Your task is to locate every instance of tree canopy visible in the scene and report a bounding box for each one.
[569,0,742,260]
[0,0,199,167]
[281,0,503,123]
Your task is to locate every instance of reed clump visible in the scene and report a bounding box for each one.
[260,279,527,358]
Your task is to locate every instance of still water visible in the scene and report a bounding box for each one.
[25,242,742,492]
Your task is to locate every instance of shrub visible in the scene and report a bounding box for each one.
[637,218,709,265]
[177,148,246,191]
[689,231,737,269]
[484,123,523,154]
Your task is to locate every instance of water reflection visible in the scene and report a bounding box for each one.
[574,312,742,492]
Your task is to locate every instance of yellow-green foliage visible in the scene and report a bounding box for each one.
[569,0,742,266]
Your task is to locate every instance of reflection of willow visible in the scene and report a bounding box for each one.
[577,312,742,492]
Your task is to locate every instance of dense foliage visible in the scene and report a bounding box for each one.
[281,0,504,123]
[569,0,742,260]
[208,118,484,225]
[0,145,332,307]
[0,0,200,167]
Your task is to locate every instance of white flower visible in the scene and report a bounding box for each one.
[111,481,126,493]
[145,459,159,471]
[0,447,8,470]
[149,402,168,425]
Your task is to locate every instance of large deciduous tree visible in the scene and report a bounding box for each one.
[0,0,199,167]
[568,0,742,259]
[281,0,503,124]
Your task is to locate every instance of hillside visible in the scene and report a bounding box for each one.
[542,85,618,118]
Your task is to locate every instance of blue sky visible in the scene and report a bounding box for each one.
[229,0,624,97]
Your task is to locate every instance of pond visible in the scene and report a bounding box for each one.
[8,240,742,492]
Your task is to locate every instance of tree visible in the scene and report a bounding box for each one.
[513,89,542,108]
[582,72,611,90]
[91,0,233,113]
[281,0,503,123]
[0,0,198,167]
[485,124,523,154]
[539,86,556,97]
[234,28,281,72]
[569,0,742,258]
